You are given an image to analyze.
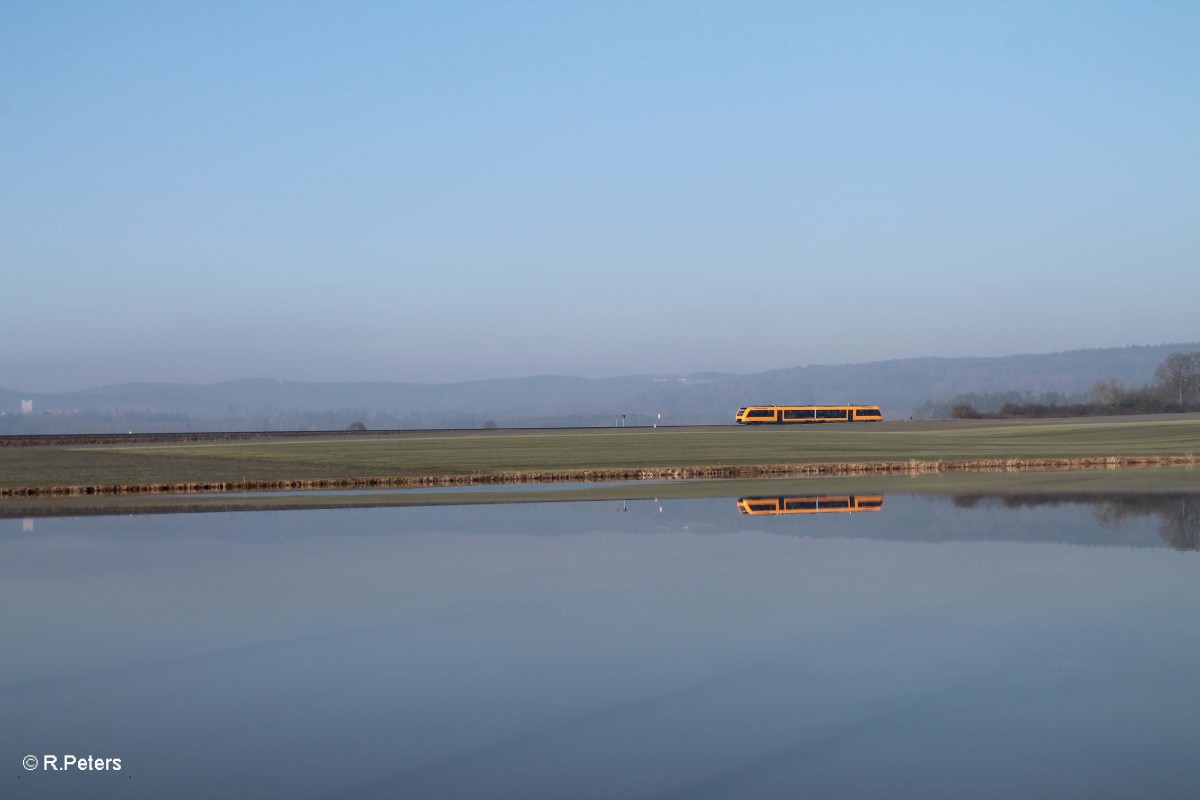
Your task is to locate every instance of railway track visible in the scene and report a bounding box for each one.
[0,424,738,448]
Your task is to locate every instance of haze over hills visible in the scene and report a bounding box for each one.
[2,342,1196,433]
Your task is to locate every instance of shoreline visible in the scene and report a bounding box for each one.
[4,453,1197,499]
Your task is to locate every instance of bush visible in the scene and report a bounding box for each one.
[950,403,982,419]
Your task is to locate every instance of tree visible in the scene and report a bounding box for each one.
[346,421,367,431]
[1089,377,1127,406]
[1190,352,1200,405]
[1154,352,1198,406]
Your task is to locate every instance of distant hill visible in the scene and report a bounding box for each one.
[2,342,1196,432]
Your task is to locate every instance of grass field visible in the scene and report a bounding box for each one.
[2,415,1198,493]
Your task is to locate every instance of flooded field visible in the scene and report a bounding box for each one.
[3,491,1199,798]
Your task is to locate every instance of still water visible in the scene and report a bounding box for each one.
[3,493,1199,799]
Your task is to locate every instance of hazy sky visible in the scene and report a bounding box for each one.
[3,1,1197,391]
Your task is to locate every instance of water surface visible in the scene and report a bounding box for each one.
[3,493,1198,798]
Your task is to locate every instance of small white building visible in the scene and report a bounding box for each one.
[20,399,33,414]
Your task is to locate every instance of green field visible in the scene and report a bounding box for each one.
[2,415,1198,492]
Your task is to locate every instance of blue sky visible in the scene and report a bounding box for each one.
[2,1,1197,391]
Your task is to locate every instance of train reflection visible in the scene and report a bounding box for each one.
[736,495,885,515]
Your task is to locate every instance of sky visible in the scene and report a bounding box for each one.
[2,1,1197,391]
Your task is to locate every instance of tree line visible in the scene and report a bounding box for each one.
[950,351,1200,419]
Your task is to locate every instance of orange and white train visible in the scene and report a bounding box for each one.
[735,404,883,424]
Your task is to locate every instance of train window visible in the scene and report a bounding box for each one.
[858,408,881,417]
[747,409,775,418]
[783,409,809,419]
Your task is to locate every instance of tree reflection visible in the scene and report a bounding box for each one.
[1157,497,1200,550]
[953,493,1200,551]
